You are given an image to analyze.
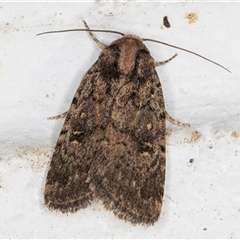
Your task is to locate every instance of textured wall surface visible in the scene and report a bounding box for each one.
[0,2,239,238]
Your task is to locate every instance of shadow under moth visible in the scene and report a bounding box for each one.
[38,21,229,226]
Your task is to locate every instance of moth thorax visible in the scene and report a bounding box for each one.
[110,35,149,75]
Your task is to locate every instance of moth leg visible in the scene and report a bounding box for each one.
[155,54,189,127]
[165,110,190,127]
[82,20,107,49]
[47,111,67,120]
[155,54,178,66]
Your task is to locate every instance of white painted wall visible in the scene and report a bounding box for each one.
[0,2,239,238]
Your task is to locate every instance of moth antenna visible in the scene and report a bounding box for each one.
[36,28,124,36]
[143,38,231,73]
[37,21,230,73]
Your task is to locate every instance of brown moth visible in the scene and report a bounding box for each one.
[40,21,229,225]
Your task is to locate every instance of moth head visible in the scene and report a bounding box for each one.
[110,34,149,52]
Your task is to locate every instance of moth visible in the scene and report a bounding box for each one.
[39,21,229,225]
